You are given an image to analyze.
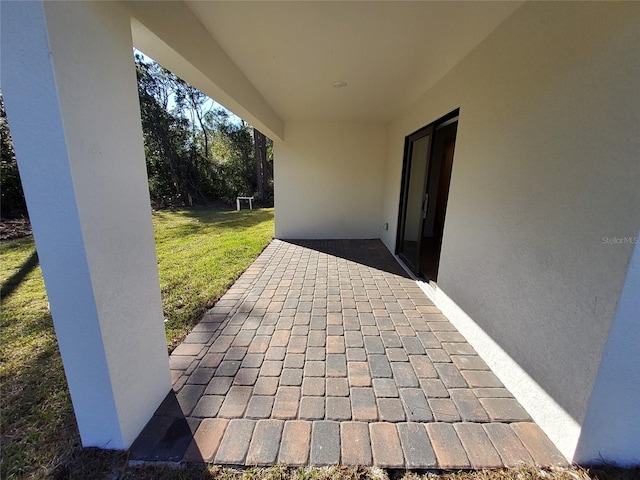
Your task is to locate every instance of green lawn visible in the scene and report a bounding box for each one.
[153,207,275,349]
[0,206,274,479]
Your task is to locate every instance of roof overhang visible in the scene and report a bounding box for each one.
[128,1,524,138]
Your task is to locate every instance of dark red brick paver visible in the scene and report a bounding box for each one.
[427,422,471,469]
[484,423,534,467]
[455,422,503,468]
[341,421,372,465]
[370,422,404,468]
[511,422,569,466]
[278,420,311,465]
[183,418,228,462]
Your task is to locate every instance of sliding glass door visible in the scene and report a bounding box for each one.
[396,110,459,280]
[397,127,432,274]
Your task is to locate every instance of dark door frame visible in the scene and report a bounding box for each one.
[396,125,433,274]
[395,108,460,278]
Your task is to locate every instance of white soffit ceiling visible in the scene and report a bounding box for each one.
[186,1,523,123]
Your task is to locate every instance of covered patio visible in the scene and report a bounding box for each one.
[130,240,566,468]
[3,0,638,468]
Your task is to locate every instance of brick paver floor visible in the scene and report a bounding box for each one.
[130,239,568,468]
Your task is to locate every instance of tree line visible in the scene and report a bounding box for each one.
[0,53,273,219]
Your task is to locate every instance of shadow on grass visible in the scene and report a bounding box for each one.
[0,249,39,301]
[0,328,79,480]
[52,448,218,480]
[154,206,274,238]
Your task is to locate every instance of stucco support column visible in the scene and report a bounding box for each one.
[574,234,640,466]
[1,1,171,448]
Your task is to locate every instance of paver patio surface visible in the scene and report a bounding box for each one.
[130,239,567,468]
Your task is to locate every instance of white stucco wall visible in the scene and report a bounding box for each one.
[274,123,386,239]
[2,1,171,448]
[381,2,640,462]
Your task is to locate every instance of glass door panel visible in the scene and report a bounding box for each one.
[397,131,431,273]
[396,109,459,280]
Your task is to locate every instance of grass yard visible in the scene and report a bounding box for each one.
[0,236,77,479]
[0,206,274,479]
[153,207,275,349]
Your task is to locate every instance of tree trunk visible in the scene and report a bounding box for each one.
[253,128,267,201]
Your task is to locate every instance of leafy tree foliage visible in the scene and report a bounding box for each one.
[0,92,27,218]
[136,55,217,206]
[0,56,273,218]
[209,110,257,202]
[135,54,273,207]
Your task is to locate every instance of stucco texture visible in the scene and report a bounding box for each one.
[275,123,386,240]
[381,1,640,459]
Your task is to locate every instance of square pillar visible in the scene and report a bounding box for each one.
[575,236,640,466]
[1,1,171,448]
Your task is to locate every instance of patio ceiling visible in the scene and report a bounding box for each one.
[185,1,523,123]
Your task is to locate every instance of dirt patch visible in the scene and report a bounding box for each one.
[0,217,32,241]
